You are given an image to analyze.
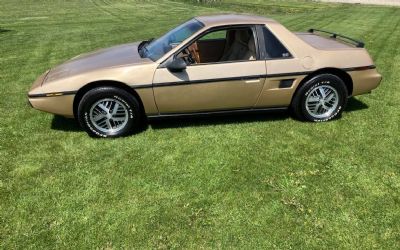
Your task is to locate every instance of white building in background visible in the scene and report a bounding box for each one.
[319,0,400,6]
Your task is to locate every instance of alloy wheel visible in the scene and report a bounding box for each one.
[305,85,339,119]
[89,98,129,133]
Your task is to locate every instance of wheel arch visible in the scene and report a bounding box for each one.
[294,67,353,99]
[73,80,145,118]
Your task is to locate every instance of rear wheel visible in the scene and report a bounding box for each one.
[77,87,142,138]
[291,74,348,122]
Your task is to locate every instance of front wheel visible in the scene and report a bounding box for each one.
[291,74,348,122]
[77,87,142,138]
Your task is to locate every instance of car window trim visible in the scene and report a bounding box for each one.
[183,59,265,67]
[255,25,267,59]
[197,37,226,43]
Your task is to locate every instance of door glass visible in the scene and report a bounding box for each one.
[178,27,257,65]
[199,30,227,41]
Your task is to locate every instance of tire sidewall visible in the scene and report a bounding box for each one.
[300,74,348,122]
[78,88,140,138]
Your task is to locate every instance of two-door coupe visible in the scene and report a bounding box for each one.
[28,14,382,137]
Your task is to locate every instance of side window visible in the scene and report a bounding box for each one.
[177,27,257,65]
[263,27,291,59]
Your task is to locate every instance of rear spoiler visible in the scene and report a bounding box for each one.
[308,28,365,48]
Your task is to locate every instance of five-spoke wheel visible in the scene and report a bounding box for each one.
[291,74,348,122]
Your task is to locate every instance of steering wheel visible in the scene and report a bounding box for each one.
[182,47,196,64]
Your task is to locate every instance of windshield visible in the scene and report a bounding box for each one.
[143,19,204,61]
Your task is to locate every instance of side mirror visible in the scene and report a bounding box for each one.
[166,57,187,72]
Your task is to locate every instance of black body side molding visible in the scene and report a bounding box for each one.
[147,107,288,120]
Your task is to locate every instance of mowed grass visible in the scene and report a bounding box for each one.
[0,0,399,248]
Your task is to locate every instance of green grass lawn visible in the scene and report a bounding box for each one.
[1,0,399,248]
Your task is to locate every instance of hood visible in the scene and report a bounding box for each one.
[45,42,151,83]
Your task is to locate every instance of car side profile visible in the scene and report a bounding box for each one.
[28,14,382,138]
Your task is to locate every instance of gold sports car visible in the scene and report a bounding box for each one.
[28,14,382,138]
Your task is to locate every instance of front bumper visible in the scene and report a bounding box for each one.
[27,70,75,117]
[28,94,75,117]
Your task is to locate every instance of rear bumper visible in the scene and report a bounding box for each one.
[350,68,382,96]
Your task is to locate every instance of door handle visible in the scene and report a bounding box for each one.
[245,79,261,83]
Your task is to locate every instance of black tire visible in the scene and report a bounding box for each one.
[77,87,142,138]
[291,74,348,122]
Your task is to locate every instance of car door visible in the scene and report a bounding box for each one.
[152,26,266,114]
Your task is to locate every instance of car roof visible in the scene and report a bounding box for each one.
[195,14,276,27]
